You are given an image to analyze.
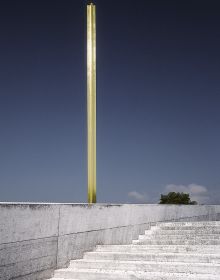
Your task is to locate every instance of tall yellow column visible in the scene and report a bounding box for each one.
[87,3,96,203]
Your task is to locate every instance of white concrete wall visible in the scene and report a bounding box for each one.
[1,203,220,280]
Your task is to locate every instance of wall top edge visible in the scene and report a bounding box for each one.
[0,202,219,206]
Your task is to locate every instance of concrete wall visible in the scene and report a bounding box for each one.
[1,203,220,280]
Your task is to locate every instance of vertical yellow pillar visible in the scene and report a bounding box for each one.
[87,3,96,203]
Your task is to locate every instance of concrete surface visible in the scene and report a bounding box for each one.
[1,203,220,279]
[51,221,220,280]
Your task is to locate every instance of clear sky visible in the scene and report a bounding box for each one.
[0,0,220,204]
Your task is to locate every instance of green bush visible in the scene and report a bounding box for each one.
[159,192,197,205]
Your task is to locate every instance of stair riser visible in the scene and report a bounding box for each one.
[96,245,220,254]
[133,240,220,245]
[84,252,220,263]
[159,226,220,230]
[158,222,220,226]
[96,249,220,254]
[139,235,220,240]
[54,270,131,279]
[146,230,220,235]
[70,262,220,274]
[54,270,219,280]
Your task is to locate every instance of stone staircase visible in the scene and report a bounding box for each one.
[48,221,220,279]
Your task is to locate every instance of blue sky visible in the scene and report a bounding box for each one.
[0,0,220,204]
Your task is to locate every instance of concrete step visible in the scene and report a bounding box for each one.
[54,269,132,280]
[157,222,220,231]
[146,229,220,235]
[158,226,220,231]
[54,268,220,280]
[49,279,78,280]
[48,278,67,280]
[69,259,220,274]
[48,278,83,280]
[95,244,220,253]
[133,239,220,245]
[139,234,220,240]
[84,251,220,263]
[157,221,220,226]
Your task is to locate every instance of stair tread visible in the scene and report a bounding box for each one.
[96,244,220,248]
[55,267,220,277]
[71,259,220,266]
[87,251,220,256]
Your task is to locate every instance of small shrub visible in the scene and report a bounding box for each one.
[159,192,198,205]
